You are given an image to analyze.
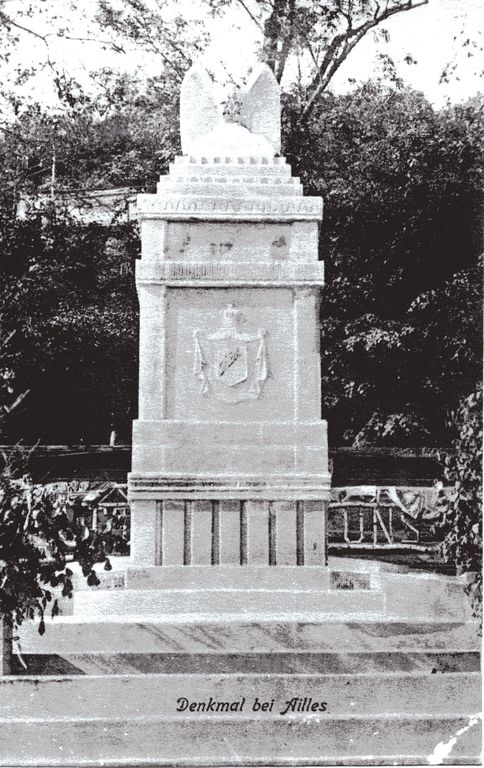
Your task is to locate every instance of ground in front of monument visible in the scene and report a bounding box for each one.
[3,551,482,766]
[0,62,481,767]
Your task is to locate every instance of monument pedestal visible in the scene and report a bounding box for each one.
[128,117,331,608]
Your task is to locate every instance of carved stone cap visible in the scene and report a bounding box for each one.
[136,192,323,222]
[180,63,281,157]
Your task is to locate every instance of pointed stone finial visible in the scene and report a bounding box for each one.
[239,64,281,155]
[180,63,220,157]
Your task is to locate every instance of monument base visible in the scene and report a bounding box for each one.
[69,565,383,619]
[128,474,331,577]
[7,559,480,766]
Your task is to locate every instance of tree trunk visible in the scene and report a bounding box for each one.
[1,614,14,675]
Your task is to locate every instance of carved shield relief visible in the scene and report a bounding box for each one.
[193,304,269,404]
[213,340,248,387]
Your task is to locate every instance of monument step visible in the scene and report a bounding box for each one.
[126,565,338,591]
[170,158,292,175]
[0,672,480,720]
[17,650,481,676]
[71,588,385,618]
[0,713,480,766]
[18,618,480,656]
[157,180,303,196]
[71,568,468,621]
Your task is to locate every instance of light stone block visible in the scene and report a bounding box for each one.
[0,672,480,722]
[129,500,161,567]
[164,287,294,424]
[140,219,167,261]
[290,221,320,260]
[294,288,321,420]
[73,586,385,617]
[219,501,242,564]
[137,283,166,421]
[297,446,329,472]
[167,222,292,261]
[191,501,213,565]
[160,501,185,565]
[274,501,297,565]
[246,501,270,564]
[303,501,327,566]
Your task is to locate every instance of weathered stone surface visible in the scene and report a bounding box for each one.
[0,714,480,766]
[131,65,329,598]
[1,672,479,719]
[179,64,219,158]
[179,63,280,157]
[18,616,481,656]
[71,587,384,619]
[130,140,330,587]
[240,64,281,154]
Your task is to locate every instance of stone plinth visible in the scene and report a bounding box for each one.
[128,153,330,596]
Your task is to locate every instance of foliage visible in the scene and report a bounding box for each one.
[2,68,179,193]
[0,471,112,627]
[0,196,139,444]
[282,83,483,445]
[1,81,482,448]
[0,457,119,672]
[433,385,482,623]
[0,0,481,450]
[96,0,209,83]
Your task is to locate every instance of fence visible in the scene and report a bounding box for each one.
[45,481,445,554]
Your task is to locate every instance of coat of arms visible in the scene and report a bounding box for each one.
[193,304,270,403]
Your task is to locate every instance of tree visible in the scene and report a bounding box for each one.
[1,80,481,448]
[0,0,124,110]
[0,179,121,674]
[434,385,482,625]
[0,202,139,444]
[96,0,209,82]
[281,83,483,445]
[96,0,428,118]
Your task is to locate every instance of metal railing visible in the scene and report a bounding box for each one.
[45,482,445,553]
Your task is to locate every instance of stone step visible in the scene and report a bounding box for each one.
[125,565,336,591]
[378,571,470,622]
[18,618,480,656]
[0,672,479,720]
[170,156,291,172]
[17,650,481,676]
[0,714,480,766]
[71,588,385,618]
[156,182,303,197]
[159,175,301,187]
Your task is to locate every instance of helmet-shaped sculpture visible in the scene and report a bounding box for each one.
[180,63,281,158]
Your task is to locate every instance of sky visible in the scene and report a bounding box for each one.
[202,0,483,106]
[2,0,483,110]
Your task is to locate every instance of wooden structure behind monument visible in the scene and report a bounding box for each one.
[127,63,335,603]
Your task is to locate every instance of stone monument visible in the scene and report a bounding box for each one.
[4,62,480,768]
[126,62,336,607]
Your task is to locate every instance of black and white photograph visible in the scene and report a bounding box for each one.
[0,0,482,765]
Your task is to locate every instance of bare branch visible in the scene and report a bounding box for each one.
[306,38,320,70]
[234,0,264,30]
[300,0,429,122]
[0,12,50,46]
[54,34,126,54]
[275,0,296,81]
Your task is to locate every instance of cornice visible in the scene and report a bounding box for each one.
[137,194,323,222]
[136,260,325,287]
